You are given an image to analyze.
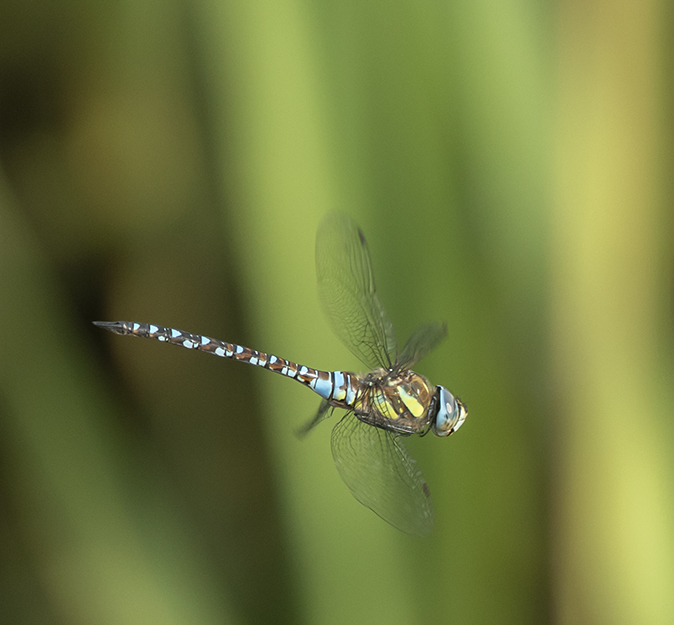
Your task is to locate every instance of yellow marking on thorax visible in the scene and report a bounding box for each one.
[372,389,399,420]
[398,387,425,418]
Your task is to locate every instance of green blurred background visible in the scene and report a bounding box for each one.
[1,0,673,623]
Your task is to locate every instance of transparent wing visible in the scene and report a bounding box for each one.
[331,412,433,536]
[397,322,447,371]
[316,212,398,370]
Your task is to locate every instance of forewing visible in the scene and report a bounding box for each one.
[331,412,433,536]
[397,322,447,371]
[316,212,398,370]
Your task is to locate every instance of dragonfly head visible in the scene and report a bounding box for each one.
[431,386,467,437]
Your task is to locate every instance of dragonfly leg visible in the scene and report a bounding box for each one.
[296,400,335,438]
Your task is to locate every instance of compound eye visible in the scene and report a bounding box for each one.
[432,386,467,437]
[432,386,456,436]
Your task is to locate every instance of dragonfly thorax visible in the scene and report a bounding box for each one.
[354,369,436,435]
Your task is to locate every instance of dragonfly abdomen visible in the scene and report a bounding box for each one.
[312,370,360,406]
[93,321,359,402]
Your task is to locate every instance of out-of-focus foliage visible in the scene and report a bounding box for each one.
[0,0,672,624]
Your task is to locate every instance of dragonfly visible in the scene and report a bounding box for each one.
[94,213,467,535]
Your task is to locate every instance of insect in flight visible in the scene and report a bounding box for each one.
[94,213,467,535]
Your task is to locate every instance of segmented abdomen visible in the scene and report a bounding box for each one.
[93,320,360,405]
